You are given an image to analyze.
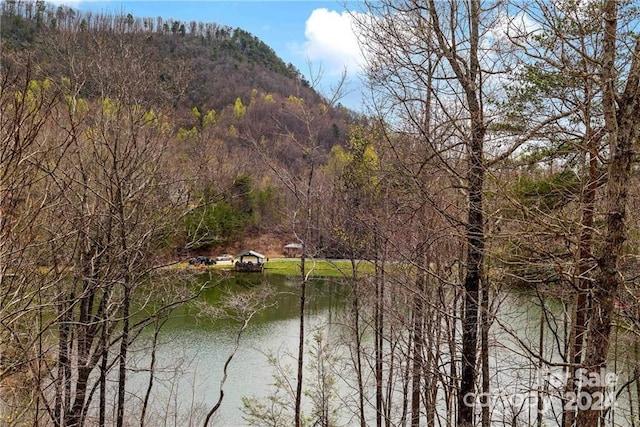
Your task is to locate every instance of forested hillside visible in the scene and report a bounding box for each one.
[1,2,312,111]
[3,1,640,427]
[1,0,357,254]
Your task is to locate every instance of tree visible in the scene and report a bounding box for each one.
[1,6,357,426]
[500,1,640,425]
[324,125,382,426]
[242,69,348,425]
[42,34,179,425]
[202,286,276,426]
[495,2,608,423]
[577,0,640,424]
[353,1,495,424]
[0,51,68,427]
[0,29,212,427]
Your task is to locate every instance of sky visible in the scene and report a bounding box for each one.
[57,1,368,110]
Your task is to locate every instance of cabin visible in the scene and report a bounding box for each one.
[235,250,265,272]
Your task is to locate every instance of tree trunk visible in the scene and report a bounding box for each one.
[99,319,108,427]
[480,280,490,427]
[576,1,640,424]
[375,256,384,427]
[457,62,485,427]
[141,320,161,427]
[294,253,306,427]
[350,259,367,427]
[426,2,486,424]
[411,249,426,427]
[565,71,601,427]
[55,296,71,427]
[116,284,131,427]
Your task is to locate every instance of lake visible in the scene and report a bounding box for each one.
[127,272,347,426]
[125,272,636,427]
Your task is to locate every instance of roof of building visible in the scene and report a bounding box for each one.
[236,250,265,259]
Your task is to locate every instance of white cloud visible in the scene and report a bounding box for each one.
[298,8,364,77]
[492,10,542,42]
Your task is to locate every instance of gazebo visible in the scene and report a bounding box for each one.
[235,250,265,272]
[283,242,303,257]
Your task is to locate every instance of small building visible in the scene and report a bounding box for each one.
[283,242,303,257]
[235,250,265,272]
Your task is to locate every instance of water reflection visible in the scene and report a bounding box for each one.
[129,274,635,426]
[129,272,345,426]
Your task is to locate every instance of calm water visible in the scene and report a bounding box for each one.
[127,273,347,426]
[126,273,636,427]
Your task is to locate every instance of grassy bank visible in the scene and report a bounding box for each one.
[172,258,374,278]
[264,258,373,277]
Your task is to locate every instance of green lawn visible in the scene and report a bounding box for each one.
[264,258,372,277]
[172,258,374,278]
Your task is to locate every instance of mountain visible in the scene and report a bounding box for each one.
[1,1,356,142]
[1,1,362,252]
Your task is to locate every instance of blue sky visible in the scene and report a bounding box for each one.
[60,1,367,110]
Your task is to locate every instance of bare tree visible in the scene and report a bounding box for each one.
[0,29,207,427]
[497,1,640,425]
[353,1,499,424]
[577,0,640,424]
[202,286,276,426]
[0,50,69,427]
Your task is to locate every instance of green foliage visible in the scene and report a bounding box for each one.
[510,170,581,212]
[230,174,255,214]
[324,126,381,258]
[142,108,158,125]
[182,175,281,250]
[519,64,575,97]
[287,95,304,106]
[233,97,246,117]
[326,126,380,193]
[1,2,356,258]
[1,12,37,47]
[253,183,282,228]
[499,61,579,133]
[241,353,296,426]
[202,109,217,127]
[341,126,380,197]
[176,126,198,141]
[2,2,322,115]
[305,331,340,427]
[228,28,298,78]
[331,123,340,138]
[518,142,576,167]
[13,78,57,115]
[183,199,248,250]
[101,97,119,117]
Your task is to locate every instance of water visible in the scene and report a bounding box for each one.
[127,274,637,427]
[127,273,346,426]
